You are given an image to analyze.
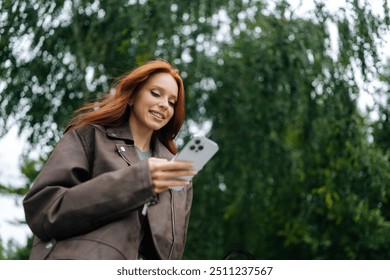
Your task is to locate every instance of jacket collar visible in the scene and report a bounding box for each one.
[106,121,134,143]
[105,121,174,160]
[152,136,174,160]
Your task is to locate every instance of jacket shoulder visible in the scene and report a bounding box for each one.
[62,125,106,159]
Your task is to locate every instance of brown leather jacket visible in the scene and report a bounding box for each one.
[23,122,193,259]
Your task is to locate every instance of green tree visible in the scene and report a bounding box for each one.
[185,0,390,259]
[372,59,390,155]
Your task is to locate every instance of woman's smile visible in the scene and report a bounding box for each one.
[149,110,165,120]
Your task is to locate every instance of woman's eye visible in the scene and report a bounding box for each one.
[169,101,175,107]
[151,91,160,97]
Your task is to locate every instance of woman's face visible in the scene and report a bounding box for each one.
[130,72,178,133]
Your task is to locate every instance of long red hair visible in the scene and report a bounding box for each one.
[66,59,185,154]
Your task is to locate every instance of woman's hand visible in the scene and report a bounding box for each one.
[148,157,197,193]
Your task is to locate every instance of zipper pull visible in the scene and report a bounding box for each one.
[141,202,149,216]
[142,195,159,216]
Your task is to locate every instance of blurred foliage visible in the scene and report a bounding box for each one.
[0,155,43,259]
[0,237,33,260]
[1,0,390,259]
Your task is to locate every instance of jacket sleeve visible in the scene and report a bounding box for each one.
[23,127,155,241]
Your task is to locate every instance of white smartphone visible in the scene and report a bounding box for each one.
[170,136,219,190]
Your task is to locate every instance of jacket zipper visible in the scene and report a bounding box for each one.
[168,189,176,259]
[119,146,175,258]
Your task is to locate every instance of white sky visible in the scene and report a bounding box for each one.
[0,126,30,246]
[0,0,389,248]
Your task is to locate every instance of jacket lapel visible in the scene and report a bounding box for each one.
[152,138,174,160]
[115,144,139,165]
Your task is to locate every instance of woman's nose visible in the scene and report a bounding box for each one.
[158,98,169,109]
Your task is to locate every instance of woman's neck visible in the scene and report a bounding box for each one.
[129,116,153,152]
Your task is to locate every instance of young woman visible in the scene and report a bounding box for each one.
[23,59,196,260]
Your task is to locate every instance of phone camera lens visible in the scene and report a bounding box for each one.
[195,139,201,144]
[190,145,195,150]
[198,145,204,150]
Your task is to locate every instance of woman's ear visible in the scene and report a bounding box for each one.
[128,96,134,107]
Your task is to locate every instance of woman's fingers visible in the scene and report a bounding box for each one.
[151,169,197,180]
[149,158,194,172]
[153,179,191,192]
[148,157,196,193]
